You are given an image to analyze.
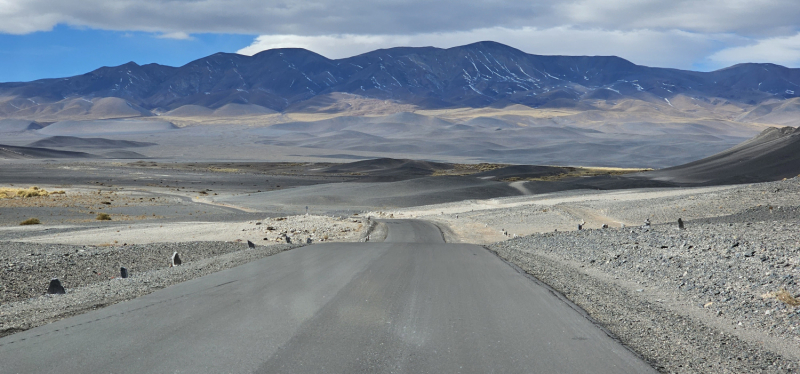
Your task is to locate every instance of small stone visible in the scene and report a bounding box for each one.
[285,236,292,244]
[247,240,255,249]
[47,278,65,294]
[678,218,684,230]
[306,238,312,244]
[120,267,128,279]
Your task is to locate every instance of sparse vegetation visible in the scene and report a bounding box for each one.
[96,213,112,221]
[0,186,65,199]
[502,166,653,182]
[431,163,509,176]
[776,289,800,306]
[19,218,41,225]
[206,167,241,173]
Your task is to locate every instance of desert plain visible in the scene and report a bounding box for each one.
[1,76,800,372]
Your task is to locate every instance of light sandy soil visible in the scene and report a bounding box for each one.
[0,182,365,245]
[373,184,739,244]
[11,214,364,246]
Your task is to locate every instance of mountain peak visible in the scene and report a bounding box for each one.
[456,40,524,53]
[0,41,799,115]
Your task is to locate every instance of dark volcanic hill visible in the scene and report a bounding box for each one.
[1,41,800,116]
[637,126,800,185]
[27,136,156,149]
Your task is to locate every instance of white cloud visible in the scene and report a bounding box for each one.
[708,32,800,68]
[238,27,731,70]
[156,31,193,40]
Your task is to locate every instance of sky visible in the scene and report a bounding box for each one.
[1,0,799,82]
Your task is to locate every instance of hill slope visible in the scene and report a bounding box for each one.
[640,126,800,184]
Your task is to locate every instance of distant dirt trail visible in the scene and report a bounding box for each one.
[508,181,533,195]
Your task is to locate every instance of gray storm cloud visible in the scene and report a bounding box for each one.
[0,0,797,37]
[1,0,798,70]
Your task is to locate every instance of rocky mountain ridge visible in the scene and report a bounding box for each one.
[2,41,800,117]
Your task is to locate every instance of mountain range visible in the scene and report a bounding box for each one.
[2,41,800,119]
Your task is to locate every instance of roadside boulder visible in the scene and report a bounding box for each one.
[171,252,182,267]
[47,278,65,294]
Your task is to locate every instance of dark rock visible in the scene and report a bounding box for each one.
[47,278,65,294]
[247,240,255,249]
[678,218,684,230]
[120,267,128,279]
[171,252,182,266]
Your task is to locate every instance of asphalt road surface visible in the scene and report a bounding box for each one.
[0,220,655,373]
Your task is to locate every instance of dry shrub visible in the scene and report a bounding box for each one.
[96,213,112,221]
[777,289,800,306]
[20,218,40,225]
[0,186,57,199]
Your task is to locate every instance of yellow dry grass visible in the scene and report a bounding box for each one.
[96,213,112,221]
[207,167,242,173]
[0,187,65,199]
[19,218,40,225]
[777,289,800,306]
[417,105,579,122]
[503,166,652,182]
[431,163,509,176]
[762,289,800,306]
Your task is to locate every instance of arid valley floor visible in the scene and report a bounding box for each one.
[0,155,799,373]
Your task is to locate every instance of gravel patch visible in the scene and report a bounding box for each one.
[0,241,299,338]
[489,217,800,373]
